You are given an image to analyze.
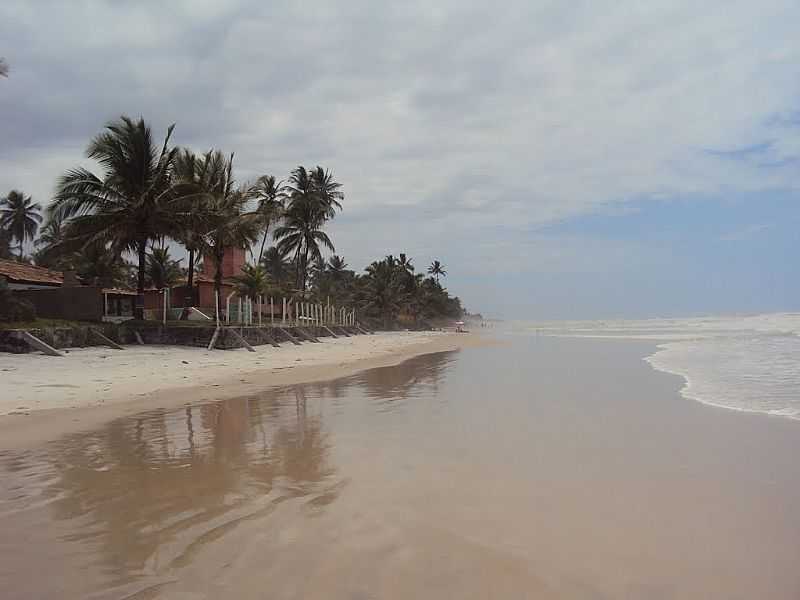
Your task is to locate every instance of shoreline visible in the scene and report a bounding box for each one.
[644,344,800,423]
[0,331,486,450]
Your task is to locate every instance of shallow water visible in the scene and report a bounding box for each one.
[2,337,800,599]
[527,313,800,420]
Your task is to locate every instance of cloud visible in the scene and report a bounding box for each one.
[1,0,799,316]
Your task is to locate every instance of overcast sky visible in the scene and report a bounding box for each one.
[1,0,799,319]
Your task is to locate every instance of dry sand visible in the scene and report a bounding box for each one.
[0,331,480,448]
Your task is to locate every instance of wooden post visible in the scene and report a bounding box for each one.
[18,330,64,357]
[90,328,124,350]
[229,328,256,352]
[278,327,302,345]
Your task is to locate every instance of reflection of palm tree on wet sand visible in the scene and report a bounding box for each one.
[40,392,335,591]
[20,352,455,595]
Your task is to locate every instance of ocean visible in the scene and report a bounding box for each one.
[526,312,800,420]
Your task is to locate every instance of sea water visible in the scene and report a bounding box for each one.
[525,313,800,420]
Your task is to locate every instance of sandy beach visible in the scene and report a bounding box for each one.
[2,334,800,599]
[0,331,479,448]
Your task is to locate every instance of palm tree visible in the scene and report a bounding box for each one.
[233,263,270,300]
[398,253,414,275]
[309,166,344,218]
[33,214,68,268]
[171,148,209,294]
[253,175,284,265]
[260,246,292,287]
[73,242,132,288]
[274,166,342,290]
[51,116,180,319]
[359,257,408,329]
[0,190,42,260]
[327,255,348,278]
[172,150,259,315]
[146,245,182,289]
[427,260,447,282]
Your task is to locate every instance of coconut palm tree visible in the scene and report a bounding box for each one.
[0,190,42,260]
[146,245,182,290]
[274,166,342,290]
[398,253,414,275]
[33,214,68,268]
[73,242,132,288]
[233,263,270,300]
[172,150,260,315]
[253,175,284,265]
[51,116,180,319]
[327,255,348,278]
[309,166,344,218]
[427,260,447,282]
[359,257,408,329]
[171,148,210,293]
[260,246,292,288]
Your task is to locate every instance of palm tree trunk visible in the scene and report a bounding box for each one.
[185,248,195,308]
[301,245,310,291]
[18,241,23,261]
[214,246,224,321]
[293,246,302,290]
[187,248,195,289]
[257,220,270,265]
[135,239,147,320]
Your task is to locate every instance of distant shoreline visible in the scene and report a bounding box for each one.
[0,331,487,449]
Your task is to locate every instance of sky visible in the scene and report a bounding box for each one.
[1,0,799,319]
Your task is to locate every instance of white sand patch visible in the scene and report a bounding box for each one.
[0,332,459,415]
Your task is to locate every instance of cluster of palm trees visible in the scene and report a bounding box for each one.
[26,115,342,319]
[2,114,464,326]
[306,253,461,328]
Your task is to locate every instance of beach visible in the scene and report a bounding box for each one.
[0,331,480,448]
[1,334,800,599]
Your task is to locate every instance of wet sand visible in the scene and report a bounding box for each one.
[0,331,481,449]
[1,336,800,599]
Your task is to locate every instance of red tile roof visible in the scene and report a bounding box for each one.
[0,259,63,285]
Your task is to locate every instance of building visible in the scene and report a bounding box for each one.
[0,258,136,322]
[0,258,63,290]
[143,247,246,319]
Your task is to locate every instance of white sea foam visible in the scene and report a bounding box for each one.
[523,313,800,421]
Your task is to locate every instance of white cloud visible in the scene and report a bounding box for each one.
[1,0,799,316]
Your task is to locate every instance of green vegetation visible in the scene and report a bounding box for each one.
[50,117,182,317]
[0,190,42,260]
[1,114,466,328]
